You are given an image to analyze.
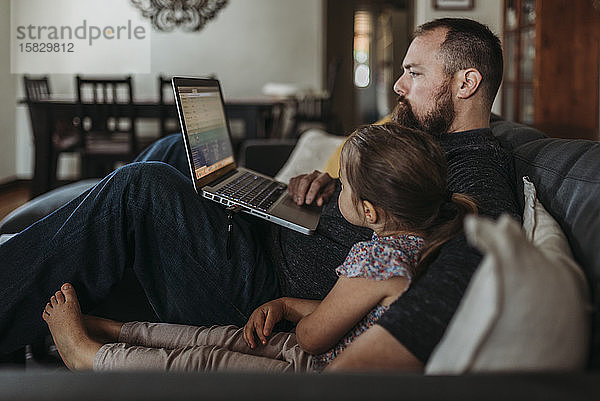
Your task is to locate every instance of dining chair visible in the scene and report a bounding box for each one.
[23,75,51,102]
[158,75,180,138]
[23,75,80,197]
[289,58,342,136]
[76,75,150,178]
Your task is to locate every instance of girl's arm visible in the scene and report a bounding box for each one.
[243,297,320,348]
[295,276,409,355]
[281,297,321,323]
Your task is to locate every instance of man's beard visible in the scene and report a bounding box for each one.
[391,82,455,136]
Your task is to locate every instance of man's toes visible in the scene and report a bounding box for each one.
[61,283,78,303]
[55,290,65,304]
[43,303,52,317]
[50,295,58,306]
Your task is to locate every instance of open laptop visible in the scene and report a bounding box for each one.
[172,76,321,235]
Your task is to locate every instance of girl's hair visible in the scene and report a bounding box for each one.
[340,123,477,276]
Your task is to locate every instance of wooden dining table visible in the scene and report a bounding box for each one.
[22,97,286,197]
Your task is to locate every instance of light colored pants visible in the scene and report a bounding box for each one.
[93,322,313,373]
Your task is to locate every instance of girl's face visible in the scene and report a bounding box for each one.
[338,160,365,227]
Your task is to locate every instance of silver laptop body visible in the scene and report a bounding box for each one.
[172,76,320,235]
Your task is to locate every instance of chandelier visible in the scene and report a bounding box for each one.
[130,0,228,32]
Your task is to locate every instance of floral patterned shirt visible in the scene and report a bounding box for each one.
[311,232,424,372]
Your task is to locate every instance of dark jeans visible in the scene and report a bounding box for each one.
[0,135,279,353]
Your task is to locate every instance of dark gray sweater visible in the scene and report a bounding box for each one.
[270,128,520,363]
[377,128,519,362]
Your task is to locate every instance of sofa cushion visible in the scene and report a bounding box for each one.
[426,206,589,374]
[426,176,590,374]
[512,138,600,367]
[0,179,99,234]
[490,119,547,151]
[274,129,345,184]
[239,139,297,177]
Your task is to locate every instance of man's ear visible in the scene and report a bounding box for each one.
[456,68,482,99]
[362,200,378,224]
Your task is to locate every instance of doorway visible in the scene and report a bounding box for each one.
[325,0,413,134]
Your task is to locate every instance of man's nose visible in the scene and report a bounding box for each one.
[393,75,406,96]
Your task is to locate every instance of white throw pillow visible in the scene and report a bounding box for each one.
[425,178,590,374]
[521,177,587,284]
[274,129,345,184]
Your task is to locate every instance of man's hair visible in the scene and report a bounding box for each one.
[415,18,503,108]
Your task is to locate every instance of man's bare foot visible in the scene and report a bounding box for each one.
[83,315,124,343]
[42,283,102,370]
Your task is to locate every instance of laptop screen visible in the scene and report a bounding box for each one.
[174,79,236,188]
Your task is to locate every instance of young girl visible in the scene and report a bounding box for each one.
[42,123,477,372]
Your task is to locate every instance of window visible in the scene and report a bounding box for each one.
[353,10,372,88]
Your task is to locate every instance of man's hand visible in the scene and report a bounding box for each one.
[288,170,335,206]
[243,299,286,349]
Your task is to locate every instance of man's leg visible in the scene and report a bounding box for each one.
[134,134,190,179]
[0,162,279,353]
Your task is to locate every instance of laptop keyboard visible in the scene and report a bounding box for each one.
[216,172,287,211]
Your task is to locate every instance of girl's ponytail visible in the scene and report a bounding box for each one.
[416,193,478,275]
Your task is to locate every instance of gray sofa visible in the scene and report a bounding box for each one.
[1,118,599,399]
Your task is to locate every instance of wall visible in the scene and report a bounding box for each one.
[414,0,503,114]
[38,0,323,99]
[4,0,323,181]
[1,1,518,183]
[0,0,17,184]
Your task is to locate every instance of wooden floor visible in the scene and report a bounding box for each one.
[0,182,30,222]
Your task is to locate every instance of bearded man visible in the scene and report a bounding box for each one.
[0,18,518,371]
[287,18,519,370]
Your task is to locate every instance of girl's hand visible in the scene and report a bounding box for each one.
[243,299,285,349]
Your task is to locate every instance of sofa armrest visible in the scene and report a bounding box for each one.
[0,234,15,245]
[0,179,100,234]
[238,139,297,177]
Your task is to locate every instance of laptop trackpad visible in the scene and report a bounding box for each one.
[270,193,321,229]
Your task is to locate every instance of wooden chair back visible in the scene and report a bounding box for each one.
[158,75,180,137]
[75,75,138,178]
